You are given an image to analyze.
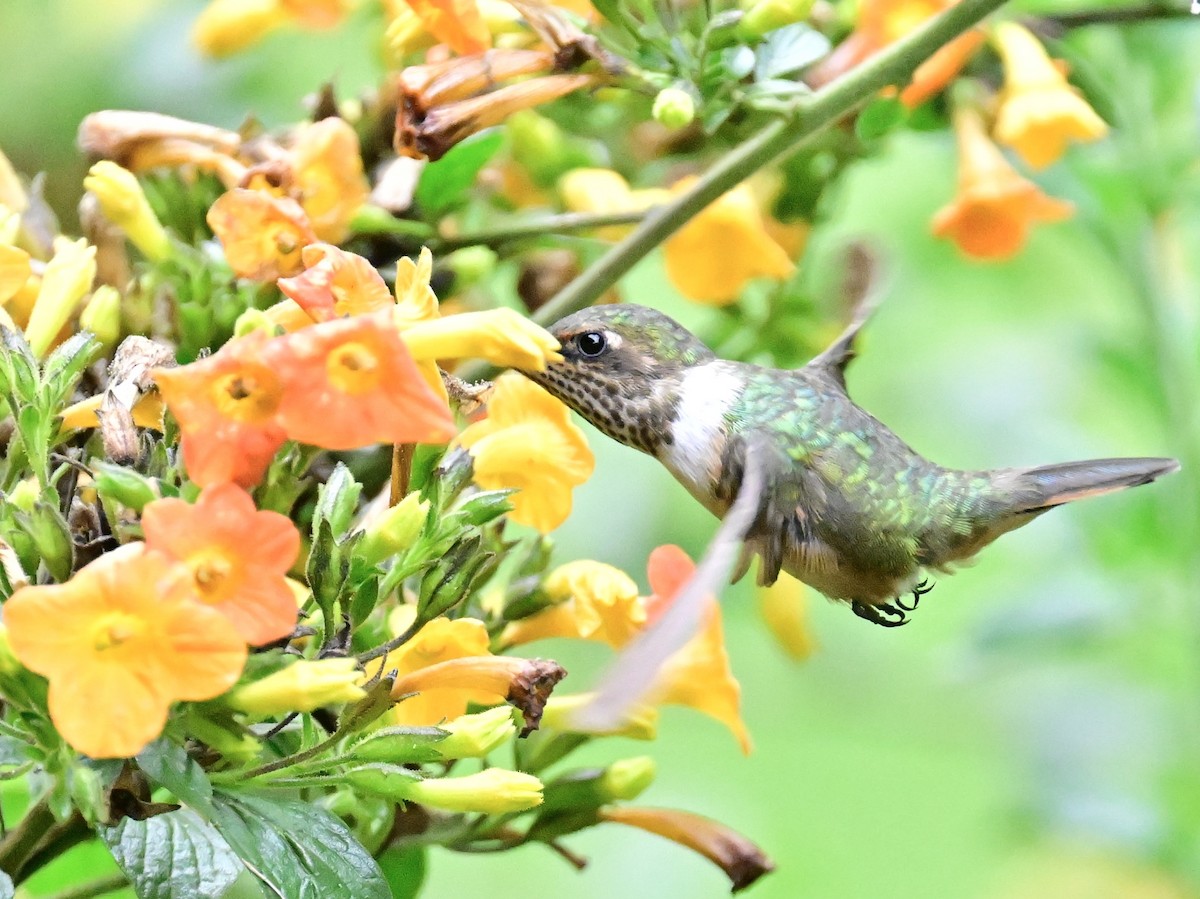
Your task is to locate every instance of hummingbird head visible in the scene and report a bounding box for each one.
[526,304,716,453]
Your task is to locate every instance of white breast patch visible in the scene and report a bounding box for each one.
[658,362,742,500]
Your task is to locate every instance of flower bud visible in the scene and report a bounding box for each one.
[737,0,815,40]
[79,285,122,350]
[436,706,518,759]
[445,246,498,289]
[358,492,430,565]
[232,307,276,338]
[539,692,659,740]
[401,768,544,814]
[227,658,366,716]
[91,463,160,512]
[540,757,656,814]
[652,88,696,130]
[599,756,657,801]
[15,500,74,583]
[349,725,448,764]
[26,237,96,358]
[84,162,172,262]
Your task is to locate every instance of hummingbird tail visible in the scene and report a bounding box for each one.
[1010,456,1180,513]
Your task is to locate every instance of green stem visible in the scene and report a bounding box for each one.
[1036,3,1197,30]
[434,211,653,251]
[0,797,54,880]
[529,0,1011,329]
[46,874,131,899]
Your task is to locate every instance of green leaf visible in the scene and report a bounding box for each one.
[102,808,244,899]
[378,846,426,899]
[138,740,216,818]
[754,23,830,81]
[41,331,98,405]
[414,130,505,217]
[855,96,907,141]
[211,792,390,899]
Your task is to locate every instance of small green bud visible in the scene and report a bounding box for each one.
[445,246,498,289]
[92,462,160,512]
[598,756,656,801]
[358,492,430,565]
[737,0,815,39]
[452,489,514,527]
[16,500,74,583]
[232,307,275,338]
[79,285,122,350]
[536,760,653,814]
[6,478,39,514]
[652,87,697,130]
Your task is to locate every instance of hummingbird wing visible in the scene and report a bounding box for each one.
[807,242,887,389]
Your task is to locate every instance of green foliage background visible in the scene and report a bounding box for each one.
[2,0,1198,895]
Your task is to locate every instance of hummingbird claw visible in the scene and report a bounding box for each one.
[851,600,909,628]
[895,579,934,612]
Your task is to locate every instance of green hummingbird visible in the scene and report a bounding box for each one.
[525,301,1179,627]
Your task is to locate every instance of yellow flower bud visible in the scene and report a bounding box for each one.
[436,706,518,759]
[652,88,697,130]
[598,756,656,802]
[84,161,172,262]
[540,692,659,740]
[737,0,815,39]
[358,492,430,564]
[402,768,543,814]
[227,658,366,716]
[79,286,122,350]
[26,237,96,358]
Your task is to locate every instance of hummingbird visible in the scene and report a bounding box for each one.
[525,300,1179,628]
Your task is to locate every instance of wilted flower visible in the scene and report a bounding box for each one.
[931,107,1074,260]
[83,161,171,262]
[4,544,247,758]
[992,22,1108,169]
[77,111,245,186]
[141,483,302,645]
[207,188,317,280]
[600,806,775,892]
[456,372,594,533]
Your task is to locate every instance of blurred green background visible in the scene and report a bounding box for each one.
[3,0,1199,896]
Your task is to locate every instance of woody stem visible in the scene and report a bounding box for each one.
[532,0,1011,326]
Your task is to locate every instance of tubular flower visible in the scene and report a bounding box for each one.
[435,706,519,758]
[77,111,246,188]
[808,0,982,107]
[269,309,457,449]
[291,118,370,244]
[455,372,594,533]
[153,332,288,488]
[644,545,751,754]
[227,658,366,715]
[207,188,317,280]
[931,107,1074,260]
[375,615,499,725]
[500,560,645,648]
[400,0,492,54]
[400,769,543,814]
[26,237,97,358]
[83,161,172,262]
[757,572,817,661]
[4,544,247,759]
[662,177,794,305]
[992,22,1108,169]
[141,483,302,645]
[276,244,394,324]
[541,692,659,740]
[599,806,775,893]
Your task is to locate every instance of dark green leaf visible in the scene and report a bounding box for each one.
[855,96,906,141]
[102,808,243,899]
[414,130,505,217]
[137,740,216,818]
[378,846,426,899]
[754,24,830,81]
[211,792,390,899]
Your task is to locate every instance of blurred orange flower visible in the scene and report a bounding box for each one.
[643,545,751,754]
[142,483,301,646]
[663,177,794,305]
[193,0,351,57]
[375,613,498,724]
[4,543,247,758]
[456,372,594,533]
[154,332,288,488]
[271,309,457,449]
[500,560,646,647]
[809,0,982,107]
[207,188,317,280]
[992,22,1108,170]
[291,118,370,244]
[400,0,491,54]
[932,107,1074,260]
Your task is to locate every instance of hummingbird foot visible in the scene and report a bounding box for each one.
[851,600,909,628]
[895,579,935,612]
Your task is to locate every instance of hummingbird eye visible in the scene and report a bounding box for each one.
[574,331,608,358]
